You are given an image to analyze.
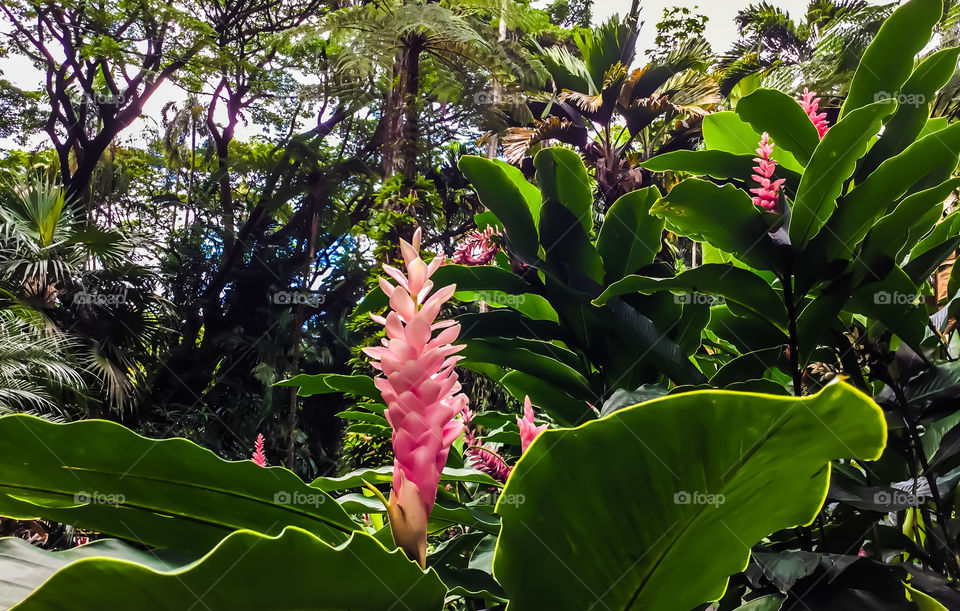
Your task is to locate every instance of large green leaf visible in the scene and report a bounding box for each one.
[860,48,960,177]
[596,188,664,282]
[275,373,379,399]
[459,155,540,257]
[5,528,446,611]
[840,0,942,118]
[641,150,801,191]
[493,158,542,227]
[493,382,886,610]
[652,179,780,271]
[737,89,820,166]
[534,147,594,235]
[594,264,787,329]
[789,100,896,249]
[461,338,592,399]
[815,121,960,263]
[702,112,803,172]
[0,415,357,554]
[859,179,960,269]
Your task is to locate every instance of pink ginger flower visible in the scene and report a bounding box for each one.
[251,433,267,467]
[452,226,500,266]
[363,228,468,567]
[799,88,829,138]
[517,396,547,454]
[750,133,786,211]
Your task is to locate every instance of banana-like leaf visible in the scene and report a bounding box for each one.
[459,156,540,259]
[596,188,664,283]
[0,415,357,554]
[594,264,788,329]
[493,382,886,611]
[737,89,820,166]
[4,528,447,611]
[840,0,942,118]
[789,100,896,249]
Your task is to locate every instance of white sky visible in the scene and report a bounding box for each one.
[0,0,898,149]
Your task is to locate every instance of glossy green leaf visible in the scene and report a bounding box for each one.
[6,529,446,611]
[596,188,664,282]
[493,158,542,227]
[538,200,605,284]
[276,373,379,399]
[641,150,800,189]
[840,0,942,118]
[461,338,592,399]
[652,179,780,271]
[0,416,356,555]
[815,121,960,263]
[737,88,820,165]
[594,264,787,329]
[459,155,540,257]
[861,48,960,176]
[702,112,803,172]
[789,100,895,249]
[534,147,594,235]
[859,179,960,269]
[493,382,886,611]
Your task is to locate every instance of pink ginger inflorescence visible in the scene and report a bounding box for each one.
[364,227,468,567]
[517,396,547,454]
[750,133,786,211]
[799,88,829,139]
[452,226,500,266]
[251,433,267,467]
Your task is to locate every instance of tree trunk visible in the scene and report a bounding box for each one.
[398,37,423,181]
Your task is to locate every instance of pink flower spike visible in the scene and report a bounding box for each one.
[366,230,468,568]
[517,396,548,454]
[749,133,784,211]
[251,434,267,467]
[452,226,501,266]
[799,88,829,139]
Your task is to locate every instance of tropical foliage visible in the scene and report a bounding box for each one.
[3,0,960,609]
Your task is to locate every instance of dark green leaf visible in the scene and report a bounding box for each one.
[596,188,664,282]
